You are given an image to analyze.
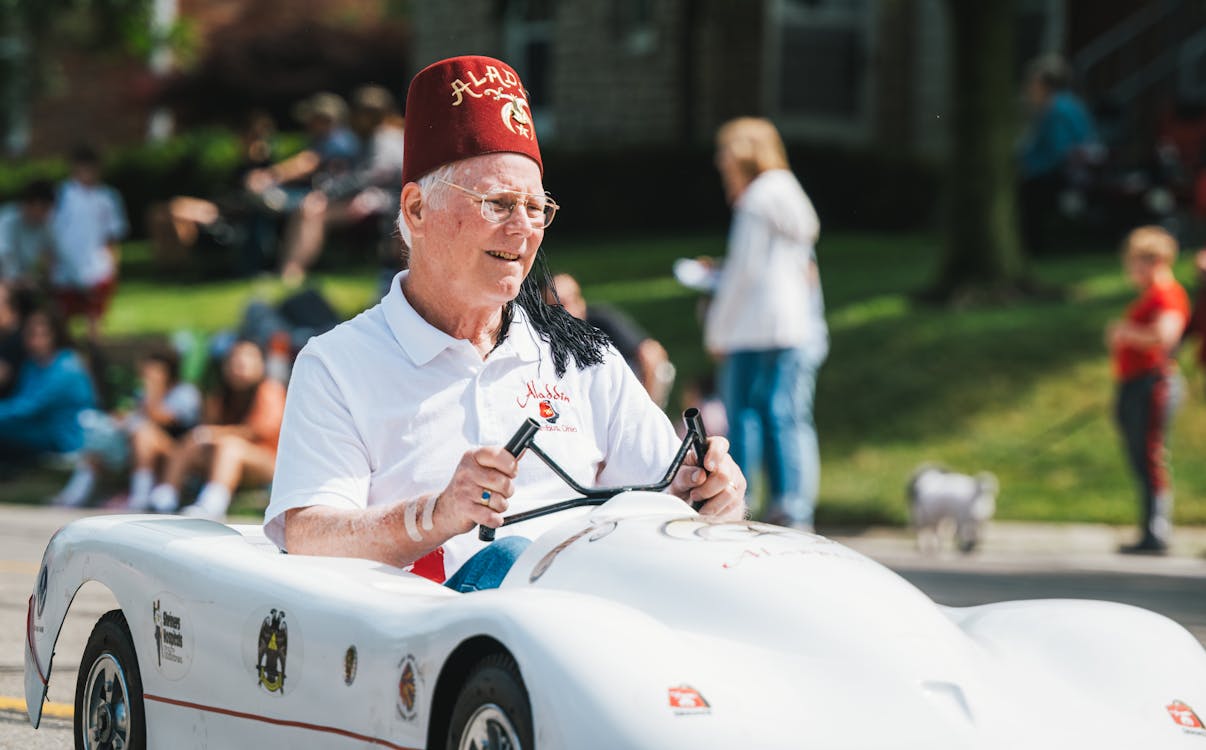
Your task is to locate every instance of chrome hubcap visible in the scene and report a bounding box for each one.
[83,653,130,750]
[458,704,522,750]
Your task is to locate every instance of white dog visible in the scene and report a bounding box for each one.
[907,464,998,554]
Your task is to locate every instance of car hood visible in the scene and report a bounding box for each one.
[499,493,1165,748]
[506,492,963,659]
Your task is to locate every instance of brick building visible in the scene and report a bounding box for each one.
[413,0,1206,159]
[8,0,1206,163]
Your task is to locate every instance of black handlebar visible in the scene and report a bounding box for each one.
[479,418,542,542]
[683,407,709,511]
[504,418,541,458]
[477,410,711,542]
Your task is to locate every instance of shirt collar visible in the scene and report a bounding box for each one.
[501,304,542,363]
[382,270,543,366]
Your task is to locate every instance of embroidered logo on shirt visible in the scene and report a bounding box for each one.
[516,380,570,408]
[516,381,576,432]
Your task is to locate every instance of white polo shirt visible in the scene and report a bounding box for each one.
[265,271,682,579]
[50,180,127,288]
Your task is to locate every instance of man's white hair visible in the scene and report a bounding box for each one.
[396,162,462,248]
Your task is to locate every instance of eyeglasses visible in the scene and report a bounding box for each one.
[439,179,559,228]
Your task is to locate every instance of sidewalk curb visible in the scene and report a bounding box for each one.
[827,520,1206,578]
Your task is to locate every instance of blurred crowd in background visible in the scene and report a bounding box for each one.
[0,71,697,518]
[0,83,403,517]
[2,4,1206,551]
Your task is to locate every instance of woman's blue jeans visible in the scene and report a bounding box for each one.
[444,536,532,593]
[720,347,824,526]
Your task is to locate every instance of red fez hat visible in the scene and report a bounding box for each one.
[402,55,542,185]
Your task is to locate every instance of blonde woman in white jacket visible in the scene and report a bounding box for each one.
[707,118,827,531]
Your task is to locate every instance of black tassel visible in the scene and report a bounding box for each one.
[495,249,611,377]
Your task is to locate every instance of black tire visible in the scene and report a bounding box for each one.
[445,653,534,750]
[74,609,146,750]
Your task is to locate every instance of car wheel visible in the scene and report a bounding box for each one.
[75,609,146,750]
[446,653,533,750]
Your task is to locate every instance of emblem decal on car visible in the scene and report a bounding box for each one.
[151,593,193,680]
[344,646,358,686]
[661,518,820,543]
[1168,700,1206,734]
[668,685,711,715]
[242,606,304,696]
[256,608,289,694]
[35,565,48,619]
[397,654,421,721]
[529,521,618,583]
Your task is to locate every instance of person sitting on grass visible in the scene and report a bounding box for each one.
[0,179,56,289]
[1106,226,1190,555]
[277,85,406,285]
[52,347,202,508]
[147,338,286,519]
[0,306,96,462]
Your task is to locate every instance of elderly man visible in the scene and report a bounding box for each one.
[264,56,746,591]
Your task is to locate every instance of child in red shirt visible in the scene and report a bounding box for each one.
[1106,226,1190,554]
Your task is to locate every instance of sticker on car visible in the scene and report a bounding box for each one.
[151,592,193,680]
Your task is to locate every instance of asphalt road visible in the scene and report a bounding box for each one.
[0,505,1202,748]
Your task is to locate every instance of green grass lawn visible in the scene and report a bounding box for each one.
[5,232,1205,529]
[552,232,1206,529]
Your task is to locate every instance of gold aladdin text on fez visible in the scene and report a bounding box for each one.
[450,66,521,105]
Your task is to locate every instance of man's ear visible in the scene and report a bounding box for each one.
[400,182,425,240]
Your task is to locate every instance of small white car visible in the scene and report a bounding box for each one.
[24,414,1206,749]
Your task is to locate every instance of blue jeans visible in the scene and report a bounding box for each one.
[444,537,532,593]
[720,347,824,526]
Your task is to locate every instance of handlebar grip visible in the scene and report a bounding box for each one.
[505,418,541,457]
[683,408,709,512]
[683,407,708,465]
[479,419,542,542]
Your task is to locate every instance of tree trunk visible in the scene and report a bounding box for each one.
[934,0,1028,300]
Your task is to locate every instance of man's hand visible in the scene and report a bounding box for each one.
[432,447,520,536]
[669,436,747,521]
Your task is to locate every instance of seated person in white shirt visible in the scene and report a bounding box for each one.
[264,56,747,592]
[0,180,55,289]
